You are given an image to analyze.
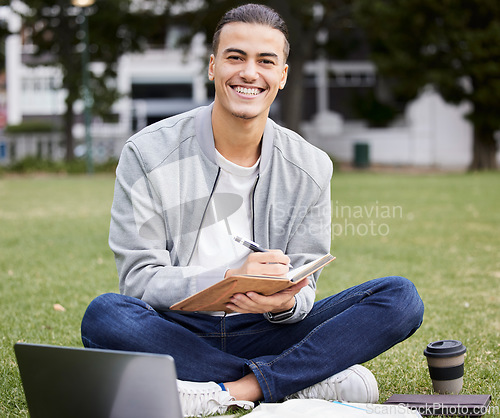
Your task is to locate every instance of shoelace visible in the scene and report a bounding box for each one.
[295,377,341,401]
[313,380,340,400]
[180,387,253,416]
[180,388,227,415]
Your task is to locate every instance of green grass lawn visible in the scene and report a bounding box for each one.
[0,171,499,416]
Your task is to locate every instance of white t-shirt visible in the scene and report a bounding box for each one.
[189,150,259,292]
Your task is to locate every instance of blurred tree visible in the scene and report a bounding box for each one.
[0,16,9,72]
[16,0,167,160]
[354,0,500,170]
[169,0,361,133]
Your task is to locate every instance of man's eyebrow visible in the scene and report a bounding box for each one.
[259,52,279,59]
[223,48,247,56]
[222,48,279,59]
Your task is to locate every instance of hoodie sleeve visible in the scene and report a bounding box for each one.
[265,155,333,324]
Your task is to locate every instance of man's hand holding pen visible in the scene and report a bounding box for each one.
[224,238,306,315]
[224,249,291,279]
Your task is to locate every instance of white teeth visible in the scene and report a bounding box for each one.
[234,86,260,95]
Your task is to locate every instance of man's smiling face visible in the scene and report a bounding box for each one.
[208,22,289,122]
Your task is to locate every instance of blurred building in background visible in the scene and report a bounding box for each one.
[1,4,497,169]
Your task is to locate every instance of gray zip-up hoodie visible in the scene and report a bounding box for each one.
[109,104,333,323]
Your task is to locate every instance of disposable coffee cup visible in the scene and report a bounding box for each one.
[424,340,466,394]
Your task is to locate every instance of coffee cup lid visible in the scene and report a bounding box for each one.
[424,340,466,358]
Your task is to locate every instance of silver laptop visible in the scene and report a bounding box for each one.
[14,343,183,418]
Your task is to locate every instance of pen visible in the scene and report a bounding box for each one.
[233,235,293,268]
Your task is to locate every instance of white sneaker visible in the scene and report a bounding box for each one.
[285,365,379,403]
[177,380,254,417]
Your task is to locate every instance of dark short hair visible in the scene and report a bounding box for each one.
[212,3,290,61]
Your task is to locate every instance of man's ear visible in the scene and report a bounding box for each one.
[279,64,289,90]
[208,54,215,81]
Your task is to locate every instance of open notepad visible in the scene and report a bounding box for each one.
[170,254,335,313]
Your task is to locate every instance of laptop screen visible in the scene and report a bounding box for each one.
[14,343,183,418]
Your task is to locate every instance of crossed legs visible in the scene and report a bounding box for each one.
[81,276,424,402]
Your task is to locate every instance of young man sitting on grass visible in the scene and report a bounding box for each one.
[81,4,424,417]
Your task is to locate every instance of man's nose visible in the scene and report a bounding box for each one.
[240,60,258,81]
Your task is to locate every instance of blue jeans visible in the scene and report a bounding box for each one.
[81,276,424,402]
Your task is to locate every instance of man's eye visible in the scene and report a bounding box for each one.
[228,56,242,61]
